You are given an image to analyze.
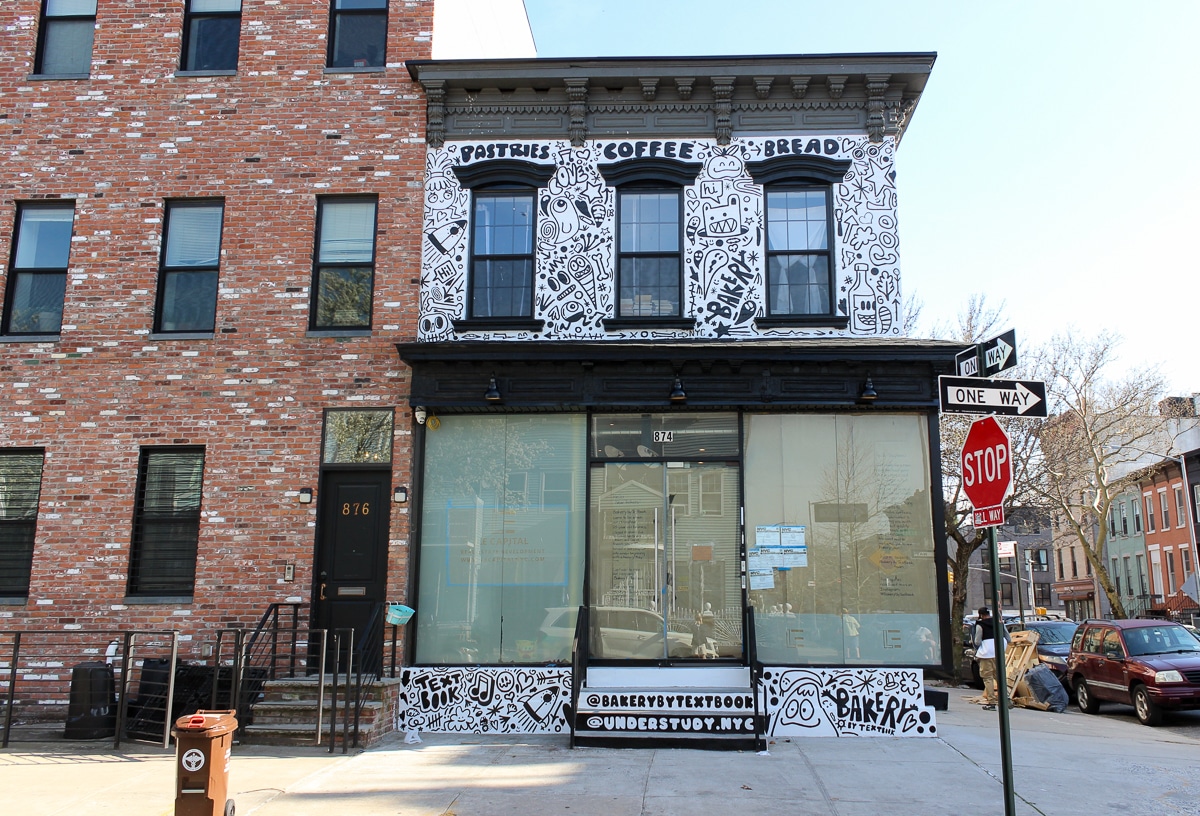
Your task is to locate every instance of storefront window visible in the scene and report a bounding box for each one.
[744,413,938,665]
[416,414,586,664]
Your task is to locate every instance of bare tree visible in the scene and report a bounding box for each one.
[1029,330,1172,619]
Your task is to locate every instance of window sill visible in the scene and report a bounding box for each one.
[0,596,28,605]
[26,73,90,81]
[324,66,385,75]
[453,318,545,333]
[307,328,372,338]
[122,595,194,605]
[0,333,60,343]
[149,332,215,341]
[174,69,238,78]
[603,317,696,331]
[754,315,851,330]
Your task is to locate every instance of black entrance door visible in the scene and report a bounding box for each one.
[312,469,391,673]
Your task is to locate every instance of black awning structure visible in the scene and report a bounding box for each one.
[397,338,960,412]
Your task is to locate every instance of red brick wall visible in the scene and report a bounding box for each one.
[0,1,431,654]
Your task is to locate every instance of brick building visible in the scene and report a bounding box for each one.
[0,1,537,657]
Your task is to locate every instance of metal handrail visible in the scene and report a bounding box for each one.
[745,606,765,751]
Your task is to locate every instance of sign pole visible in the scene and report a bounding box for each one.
[988,526,1017,816]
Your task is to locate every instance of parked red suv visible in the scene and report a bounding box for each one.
[1066,619,1200,725]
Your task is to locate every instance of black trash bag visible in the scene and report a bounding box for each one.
[1024,663,1069,713]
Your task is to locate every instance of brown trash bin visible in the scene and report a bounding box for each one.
[172,709,238,816]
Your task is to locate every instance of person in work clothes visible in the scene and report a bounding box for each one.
[973,606,1009,709]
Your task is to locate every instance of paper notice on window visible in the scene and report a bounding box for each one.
[749,567,775,590]
[753,524,808,568]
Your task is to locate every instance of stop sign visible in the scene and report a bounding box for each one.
[960,416,1012,510]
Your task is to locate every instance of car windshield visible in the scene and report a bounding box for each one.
[1124,624,1200,656]
[1025,623,1077,645]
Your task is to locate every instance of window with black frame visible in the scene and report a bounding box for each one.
[0,451,44,598]
[615,187,682,318]
[470,188,535,319]
[764,185,833,316]
[156,200,223,334]
[128,448,205,597]
[311,197,377,330]
[34,0,97,77]
[327,0,387,69]
[181,0,241,72]
[3,202,74,336]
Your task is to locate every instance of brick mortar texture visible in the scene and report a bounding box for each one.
[0,1,432,653]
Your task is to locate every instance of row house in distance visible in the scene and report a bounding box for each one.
[397,53,960,744]
[0,1,539,659]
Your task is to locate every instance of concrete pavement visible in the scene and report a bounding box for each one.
[4,693,1200,815]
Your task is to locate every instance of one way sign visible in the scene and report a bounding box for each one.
[956,329,1018,378]
[938,375,1048,417]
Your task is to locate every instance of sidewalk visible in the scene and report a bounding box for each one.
[3,697,1199,816]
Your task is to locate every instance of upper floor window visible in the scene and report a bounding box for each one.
[747,155,850,328]
[328,0,387,69]
[156,200,223,334]
[1031,549,1048,572]
[181,0,241,72]
[615,188,682,318]
[471,189,535,319]
[451,160,554,331]
[128,447,205,597]
[764,187,833,316]
[1160,489,1170,529]
[1133,498,1143,533]
[3,202,74,336]
[1145,494,1156,532]
[0,451,44,598]
[1174,485,1185,527]
[312,197,377,330]
[598,158,701,330]
[35,0,96,77]
[1120,501,1129,536]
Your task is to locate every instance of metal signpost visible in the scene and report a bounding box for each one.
[942,330,1043,816]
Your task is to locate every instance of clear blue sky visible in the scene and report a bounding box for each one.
[522,0,1199,394]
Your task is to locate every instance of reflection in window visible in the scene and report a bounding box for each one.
[617,190,681,317]
[744,413,938,666]
[470,192,534,318]
[157,201,223,333]
[128,448,205,596]
[313,197,376,330]
[35,0,97,76]
[415,415,586,664]
[322,409,393,464]
[182,0,242,72]
[328,0,387,69]
[0,451,44,597]
[3,203,74,336]
[765,188,832,315]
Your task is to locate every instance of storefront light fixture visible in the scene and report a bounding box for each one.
[860,374,878,402]
[298,487,313,504]
[484,376,502,403]
[394,486,408,503]
[413,406,427,425]
[669,378,687,403]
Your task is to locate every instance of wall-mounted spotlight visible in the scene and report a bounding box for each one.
[298,487,313,504]
[394,486,409,503]
[860,374,878,402]
[484,376,502,403]
[669,377,687,404]
[413,406,427,425]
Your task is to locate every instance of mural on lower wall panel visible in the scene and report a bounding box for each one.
[761,667,936,737]
[397,666,935,738]
[420,136,900,342]
[396,667,572,734]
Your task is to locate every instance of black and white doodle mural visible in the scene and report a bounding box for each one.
[396,666,934,738]
[396,667,572,734]
[760,667,936,737]
[420,136,903,342]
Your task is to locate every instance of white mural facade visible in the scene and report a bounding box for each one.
[420,135,901,342]
[396,666,937,738]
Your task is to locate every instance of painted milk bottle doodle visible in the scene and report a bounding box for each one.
[849,264,877,334]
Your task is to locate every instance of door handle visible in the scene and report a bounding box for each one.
[319,583,327,601]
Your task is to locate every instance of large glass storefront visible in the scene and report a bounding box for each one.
[414,410,941,667]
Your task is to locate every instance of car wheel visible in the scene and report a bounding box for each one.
[1075,679,1099,714]
[1133,685,1163,726]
